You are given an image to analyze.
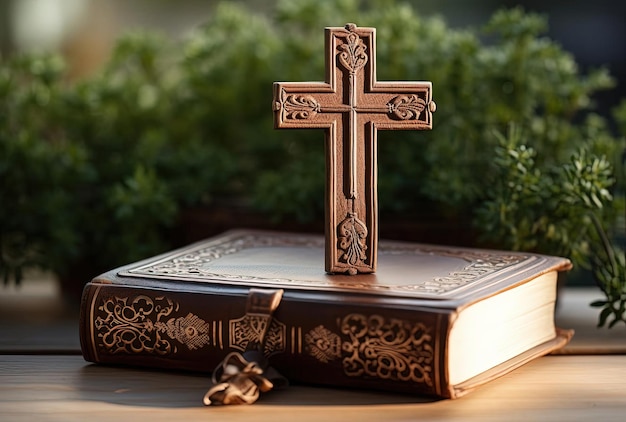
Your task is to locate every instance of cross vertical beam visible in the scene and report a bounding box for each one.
[273,24,435,275]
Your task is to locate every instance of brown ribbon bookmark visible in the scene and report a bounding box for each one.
[203,288,288,405]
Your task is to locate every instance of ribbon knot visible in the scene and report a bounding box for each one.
[203,352,274,405]
[203,289,287,406]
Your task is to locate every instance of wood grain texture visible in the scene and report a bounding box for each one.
[2,274,625,420]
[1,355,625,422]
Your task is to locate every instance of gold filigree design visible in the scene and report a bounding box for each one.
[341,314,434,385]
[338,31,368,74]
[156,313,211,351]
[305,315,434,386]
[380,245,526,294]
[337,212,368,273]
[305,325,342,363]
[95,295,211,355]
[230,315,286,357]
[387,94,426,120]
[132,233,323,278]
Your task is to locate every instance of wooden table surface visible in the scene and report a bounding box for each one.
[1,275,626,422]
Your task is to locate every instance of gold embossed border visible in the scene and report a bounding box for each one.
[120,232,534,297]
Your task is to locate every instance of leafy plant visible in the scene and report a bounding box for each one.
[589,215,625,328]
[0,53,87,284]
[1,33,235,287]
[1,0,624,320]
[475,125,624,326]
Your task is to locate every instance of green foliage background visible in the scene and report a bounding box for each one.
[1,0,624,320]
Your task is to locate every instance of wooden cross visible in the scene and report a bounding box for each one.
[272,23,436,275]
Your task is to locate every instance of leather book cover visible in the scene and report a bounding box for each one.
[79,230,572,399]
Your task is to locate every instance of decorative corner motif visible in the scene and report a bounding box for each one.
[306,314,434,386]
[229,314,286,357]
[337,212,368,272]
[95,295,211,355]
[387,94,426,120]
[276,88,321,121]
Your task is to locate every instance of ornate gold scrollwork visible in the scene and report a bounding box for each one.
[306,314,434,386]
[95,295,211,355]
[342,314,434,385]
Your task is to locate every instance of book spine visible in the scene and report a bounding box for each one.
[79,281,453,398]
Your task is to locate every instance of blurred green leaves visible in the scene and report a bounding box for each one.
[0,0,624,317]
[476,125,624,326]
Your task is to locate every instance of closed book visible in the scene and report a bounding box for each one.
[79,230,573,399]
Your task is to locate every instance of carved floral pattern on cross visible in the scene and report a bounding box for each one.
[337,211,368,272]
[273,23,435,275]
[338,30,368,74]
[388,94,427,120]
[274,91,320,121]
